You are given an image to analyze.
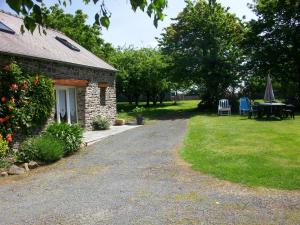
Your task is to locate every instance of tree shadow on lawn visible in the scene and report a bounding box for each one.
[118,101,200,121]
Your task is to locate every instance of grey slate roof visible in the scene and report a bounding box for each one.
[0,11,116,71]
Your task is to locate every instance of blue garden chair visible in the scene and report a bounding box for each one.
[239,97,251,115]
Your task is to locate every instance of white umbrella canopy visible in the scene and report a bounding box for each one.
[264,75,275,102]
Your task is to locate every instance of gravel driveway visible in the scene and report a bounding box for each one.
[0,119,299,225]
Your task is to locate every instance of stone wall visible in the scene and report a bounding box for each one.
[0,54,117,130]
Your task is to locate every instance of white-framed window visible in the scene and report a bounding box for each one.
[55,86,78,124]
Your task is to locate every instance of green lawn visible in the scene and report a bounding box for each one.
[181,114,300,189]
[117,100,198,121]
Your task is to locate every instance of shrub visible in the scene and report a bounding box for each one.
[46,123,83,155]
[17,137,38,162]
[132,106,145,116]
[17,134,64,163]
[92,116,110,130]
[0,63,55,143]
[34,135,64,163]
[0,138,9,159]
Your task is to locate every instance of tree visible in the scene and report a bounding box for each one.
[244,0,300,105]
[110,47,170,106]
[44,5,115,61]
[159,0,245,107]
[5,0,167,33]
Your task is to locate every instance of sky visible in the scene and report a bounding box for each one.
[0,0,256,47]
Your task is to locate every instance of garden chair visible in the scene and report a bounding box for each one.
[239,97,251,115]
[218,99,231,116]
[283,104,295,119]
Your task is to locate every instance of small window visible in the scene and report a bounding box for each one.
[0,21,15,34]
[55,36,80,52]
[100,88,106,106]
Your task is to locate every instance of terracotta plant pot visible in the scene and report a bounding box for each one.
[115,119,125,126]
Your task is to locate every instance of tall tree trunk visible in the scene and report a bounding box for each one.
[134,94,139,106]
[146,93,150,107]
[152,95,158,106]
[159,93,165,104]
[128,95,133,105]
[174,90,177,105]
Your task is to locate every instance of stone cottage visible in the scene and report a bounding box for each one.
[0,11,117,130]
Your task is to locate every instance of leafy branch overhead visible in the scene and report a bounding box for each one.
[5,0,168,33]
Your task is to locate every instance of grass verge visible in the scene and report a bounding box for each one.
[181,114,300,189]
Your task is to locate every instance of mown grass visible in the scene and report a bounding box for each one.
[181,114,300,189]
[117,100,198,121]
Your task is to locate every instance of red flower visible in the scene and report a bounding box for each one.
[6,134,12,142]
[10,83,18,91]
[2,64,11,72]
[0,116,10,123]
[11,97,15,103]
[1,96,6,103]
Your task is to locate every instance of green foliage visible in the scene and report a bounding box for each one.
[110,48,170,106]
[46,123,83,155]
[0,63,55,143]
[159,0,245,107]
[132,106,145,116]
[0,138,9,159]
[92,116,110,130]
[244,0,300,105]
[17,137,38,162]
[17,135,64,163]
[6,0,167,32]
[34,134,64,163]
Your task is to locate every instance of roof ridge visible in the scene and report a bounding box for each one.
[0,10,66,36]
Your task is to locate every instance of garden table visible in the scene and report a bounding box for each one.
[255,102,286,119]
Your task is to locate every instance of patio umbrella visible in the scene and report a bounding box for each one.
[264,74,275,102]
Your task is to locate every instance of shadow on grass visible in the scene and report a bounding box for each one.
[118,101,298,122]
[118,101,200,121]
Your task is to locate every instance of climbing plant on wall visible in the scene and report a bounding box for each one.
[0,63,55,143]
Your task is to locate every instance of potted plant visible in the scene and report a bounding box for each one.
[132,106,145,125]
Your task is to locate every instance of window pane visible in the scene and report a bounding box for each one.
[69,88,77,123]
[58,89,67,122]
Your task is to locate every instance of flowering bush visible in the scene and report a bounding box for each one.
[0,63,55,143]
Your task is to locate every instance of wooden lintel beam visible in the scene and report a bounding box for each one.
[54,79,89,87]
[98,82,109,88]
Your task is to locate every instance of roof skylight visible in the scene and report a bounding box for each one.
[55,36,80,52]
[0,21,15,34]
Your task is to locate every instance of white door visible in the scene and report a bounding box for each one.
[55,86,78,124]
